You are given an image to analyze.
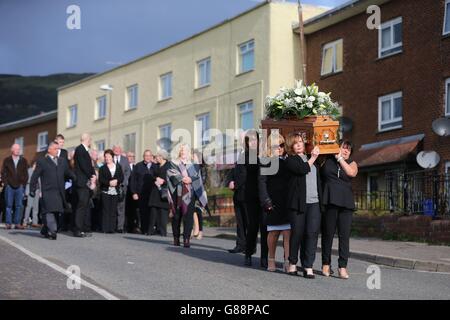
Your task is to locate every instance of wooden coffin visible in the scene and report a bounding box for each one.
[260,116,340,154]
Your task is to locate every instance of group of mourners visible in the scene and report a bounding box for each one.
[226,130,358,279]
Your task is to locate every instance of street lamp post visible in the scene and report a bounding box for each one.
[100,84,113,147]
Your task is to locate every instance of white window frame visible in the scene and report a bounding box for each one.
[37,131,48,152]
[127,84,138,110]
[14,137,24,155]
[123,132,136,153]
[321,39,343,76]
[445,78,450,116]
[95,140,106,152]
[159,72,173,101]
[159,124,172,139]
[68,105,78,128]
[378,91,403,132]
[195,113,211,147]
[444,0,450,36]
[378,17,403,58]
[238,40,255,74]
[445,161,450,174]
[197,57,211,88]
[238,101,254,131]
[96,95,107,120]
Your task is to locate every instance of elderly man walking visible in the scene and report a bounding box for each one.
[113,145,131,233]
[30,142,75,240]
[1,144,28,229]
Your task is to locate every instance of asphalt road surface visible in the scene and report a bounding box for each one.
[1,228,449,300]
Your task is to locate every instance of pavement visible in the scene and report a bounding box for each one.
[202,227,450,273]
[1,225,450,300]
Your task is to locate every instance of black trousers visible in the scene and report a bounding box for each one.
[233,198,248,250]
[138,197,150,234]
[125,194,139,232]
[321,205,353,268]
[289,203,321,267]
[244,199,267,259]
[171,199,195,240]
[101,193,118,233]
[149,207,169,236]
[74,187,91,233]
[42,211,59,234]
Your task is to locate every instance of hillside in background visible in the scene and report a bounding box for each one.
[0,73,94,125]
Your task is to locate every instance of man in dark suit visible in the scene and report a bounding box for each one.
[54,134,71,231]
[112,145,131,233]
[73,133,96,237]
[55,134,68,162]
[129,150,157,235]
[30,142,75,240]
[125,152,140,233]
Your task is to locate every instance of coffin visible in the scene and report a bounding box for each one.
[261,116,340,154]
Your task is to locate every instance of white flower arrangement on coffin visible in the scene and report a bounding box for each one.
[265,80,340,120]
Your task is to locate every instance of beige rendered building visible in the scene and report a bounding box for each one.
[57,1,326,158]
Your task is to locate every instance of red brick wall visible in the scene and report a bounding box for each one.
[0,119,57,168]
[305,0,450,174]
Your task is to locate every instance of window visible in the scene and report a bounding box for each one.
[444,0,450,35]
[159,72,172,100]
[445,78,450,116]
[321,39,343,76]
[96,95,107,120]
[95,140,106,152]
[195,113,211,147]
[159,124,171,139]
[378,92,403,131]
[123,133,136,153]
[37,131,48,152]
[197,58,211,88]
[68,105,78,127]
[238,101,254,131]
[14,137,24,155]
[446,161,450,174]
[379,17,402,58]
[238,40,254,74]
[127,84,138,110]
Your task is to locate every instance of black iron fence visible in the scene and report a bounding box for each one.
[356,171,450,217]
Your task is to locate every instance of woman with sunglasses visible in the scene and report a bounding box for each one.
[320,140,358,279]
[258,134,291,272]
[285,132,322,279]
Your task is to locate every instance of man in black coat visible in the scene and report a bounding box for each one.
[129,150,158,235]
[30,142,75,240]
[73,133,96,237]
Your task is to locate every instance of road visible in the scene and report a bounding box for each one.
[1,227,449,300]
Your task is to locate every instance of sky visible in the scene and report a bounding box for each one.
[0,0,349,76]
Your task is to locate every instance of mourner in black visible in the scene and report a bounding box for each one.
[149,150,170,237]
[321,140,358,280]
[99,149,124,233]
[285,132,322,279]
[236,130,267,268]
[258,134,291,272]
[30,142,75,240]
[130,150,158,235]
[73,133,96,238]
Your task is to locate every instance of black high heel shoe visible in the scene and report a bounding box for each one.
[244,255,252,266]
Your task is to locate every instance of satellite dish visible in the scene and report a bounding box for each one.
[432,117,450,137]
[339,117,353,133]
[416,151,440,169]
[156,137,173,151]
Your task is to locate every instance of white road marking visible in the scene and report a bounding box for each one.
[0,235,120,300]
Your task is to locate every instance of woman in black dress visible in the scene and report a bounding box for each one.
[149,150,170,237]
[321,140,358,279]
[258,133,291,272]
[98,149,124,233]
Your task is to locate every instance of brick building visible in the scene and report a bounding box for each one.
[294,0,450,194]
[0,111,57,167]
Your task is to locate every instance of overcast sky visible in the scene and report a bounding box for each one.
[0,0,349,76]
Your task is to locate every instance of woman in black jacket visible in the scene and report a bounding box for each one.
[258,133,291,272]
[236,129,267,268]
[149,150,170,237]
[99,149,124,233]
[320,140,358,279]
[285,132,322,278]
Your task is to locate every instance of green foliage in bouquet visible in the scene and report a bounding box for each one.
[265,81,340,120]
